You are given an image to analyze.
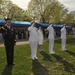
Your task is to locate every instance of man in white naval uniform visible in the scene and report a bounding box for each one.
[28,21,38,60]
[61,24,67,51]
[47,23,55,54]
[38,27,44,51]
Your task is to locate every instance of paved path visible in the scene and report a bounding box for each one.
[0,40,30,47]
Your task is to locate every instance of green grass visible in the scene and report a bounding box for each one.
[0,37,75,75]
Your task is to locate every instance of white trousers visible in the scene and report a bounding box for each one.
[49,39,54,53]
[30,41,38,59]
[61,39,66,50]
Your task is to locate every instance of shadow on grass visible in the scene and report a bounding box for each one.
[66,50,75,57]
[32,59,48,75]
[40,51,53,61]
[55,39,61,44]
[1,65,13,75]
[66,38,75,44]
[52,54,75,73]
[55,38,75,44]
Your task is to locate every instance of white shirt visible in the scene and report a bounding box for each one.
[7,26,10,29]
[28,25,38,42]
[0,33,2,39]
[38,29,43,41]
[61,26,66,39]
[47,24,55,39]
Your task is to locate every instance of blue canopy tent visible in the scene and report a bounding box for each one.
[0,19,71,29]
[11,20,31,26]
[36,22,71,29]
[0,20,6,25]
[0,19,31,26]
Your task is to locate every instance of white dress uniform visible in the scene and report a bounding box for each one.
[38,28,43,45]
[47,24,55,54]
[61,26,67,51]
[28,24,38,60]
[0,33,2,40]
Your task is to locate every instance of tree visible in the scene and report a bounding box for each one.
[28,0,73,25]
[22,10,32,21]
[44,1,69,24]
[71,11,75,21]
[62,13,73,25]
[0,0,13,18]
[28,0,55,22]
[70,11,75,26]
[0,0,31,21]
[0,0,2,18]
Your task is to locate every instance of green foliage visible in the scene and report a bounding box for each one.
[70,11,75,26]
[0,37,75,75]
[63,13,74,25]
[0,0,31,21]
[44,1,68,23]
[28,0,74,25]
[28,0,54,22]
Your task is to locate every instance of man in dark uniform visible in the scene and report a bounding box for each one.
[0,18,16,66]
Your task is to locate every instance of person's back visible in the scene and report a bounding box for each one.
[38,27,44,51]
[0,33,2,40]
[38,27,43,41]
[61,26,66,39]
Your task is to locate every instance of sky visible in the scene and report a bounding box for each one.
[10,0,75,12]
[58,0,75,11]
[10,0,30,10]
